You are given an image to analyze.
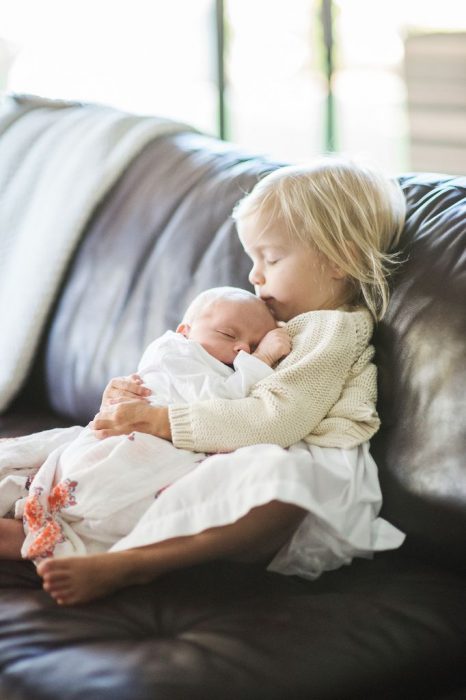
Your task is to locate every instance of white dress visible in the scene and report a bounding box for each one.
[2,331,273,559]
[110,440,404,580]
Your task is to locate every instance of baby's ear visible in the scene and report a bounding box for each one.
[176,323,191,338]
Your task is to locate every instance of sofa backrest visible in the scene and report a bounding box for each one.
[371,172,466,571]
[31,132,466,571]
[43,133,281,419]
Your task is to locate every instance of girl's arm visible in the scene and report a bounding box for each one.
[91,352,274,439]
[93,310,373,451]
[168,310,372,452]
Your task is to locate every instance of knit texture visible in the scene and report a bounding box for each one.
[169,307,380,452]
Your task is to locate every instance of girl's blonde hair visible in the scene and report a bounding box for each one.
[233,156,406,321]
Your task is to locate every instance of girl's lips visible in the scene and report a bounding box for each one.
[261,297,277,316]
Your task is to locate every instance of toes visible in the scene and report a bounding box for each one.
[43,579,71,594]
[37,558,73,579]
[36,558,54,576]
[54,591,73,605]
[44,582,76,605]
[37,558,68,576]
[42,570,70,583]
[55,591,83,606]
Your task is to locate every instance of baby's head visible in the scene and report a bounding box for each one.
[178,287,276,365]
[233,156,406,321]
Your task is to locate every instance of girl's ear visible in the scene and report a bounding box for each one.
[318,248,347,280]
[328,261,346,280]
[176,323,191,338]
[328,241,359,279]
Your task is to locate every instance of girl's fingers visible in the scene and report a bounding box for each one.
[91,400,142,436]
[92,394,154,441]
[134,385,151,397]
[92,430,110,440]
[119,377,151,397]
[90,417,111,431]
[109,392,149,403]
[104,380,151,404]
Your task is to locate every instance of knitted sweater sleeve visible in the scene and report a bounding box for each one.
[169,309,372,453]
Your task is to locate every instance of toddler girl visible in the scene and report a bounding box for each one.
[7,156,408,604]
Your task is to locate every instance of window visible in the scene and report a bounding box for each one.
[1,0,465,172]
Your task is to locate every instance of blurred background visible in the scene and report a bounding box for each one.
[1,0,465,174]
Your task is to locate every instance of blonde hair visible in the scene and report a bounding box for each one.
[182,286,265,325]
[233,156,406,321]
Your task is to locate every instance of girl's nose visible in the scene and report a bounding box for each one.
[249,267,265,286]
[234,341,250,354]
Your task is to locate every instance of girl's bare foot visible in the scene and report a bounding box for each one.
[36,501,306,605]
[36,551,152,605]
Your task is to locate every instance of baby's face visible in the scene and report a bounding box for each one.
[181,297,276,365]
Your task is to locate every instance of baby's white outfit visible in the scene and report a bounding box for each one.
[9,331,273,559]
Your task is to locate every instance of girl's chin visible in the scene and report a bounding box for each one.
[269,304,289,323]
[263,299,281,319]
[263,298,293,323]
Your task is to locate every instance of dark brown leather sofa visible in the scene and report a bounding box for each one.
[0,104,465,699]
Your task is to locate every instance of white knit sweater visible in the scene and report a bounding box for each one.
[169,307,380,452]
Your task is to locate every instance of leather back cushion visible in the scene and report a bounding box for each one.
[371,173,466,569]
[44,135,466,569]
[45,133,279,419]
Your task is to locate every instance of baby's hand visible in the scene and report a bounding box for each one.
[253,327,291,367]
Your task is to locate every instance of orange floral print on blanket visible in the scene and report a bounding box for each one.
[23,479,78,559]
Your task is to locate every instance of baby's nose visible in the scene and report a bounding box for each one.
[234,341,250,354]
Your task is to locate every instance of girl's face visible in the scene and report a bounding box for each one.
[238,211,347,322]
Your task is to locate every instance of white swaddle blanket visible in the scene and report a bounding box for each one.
[0,332,273,558]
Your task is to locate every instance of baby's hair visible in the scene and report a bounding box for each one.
[232,156,406,321]
[182,286,266,325]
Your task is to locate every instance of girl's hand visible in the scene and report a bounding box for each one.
[252,327,291,367]
[100,373,151,409]
[91,401,171,441]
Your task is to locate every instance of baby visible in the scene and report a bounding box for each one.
[12,287,288,561]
